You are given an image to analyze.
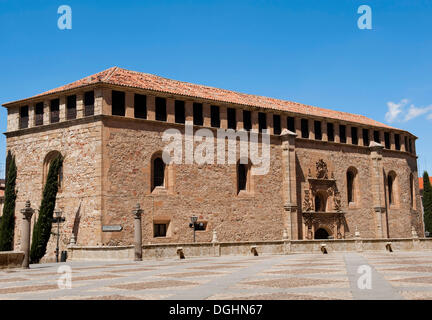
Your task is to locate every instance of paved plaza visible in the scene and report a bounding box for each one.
[2,251,432,300]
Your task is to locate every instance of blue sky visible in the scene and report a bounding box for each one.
[0,0,431,178]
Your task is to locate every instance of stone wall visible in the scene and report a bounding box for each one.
[6,118,103,262]
[67,238,432,261]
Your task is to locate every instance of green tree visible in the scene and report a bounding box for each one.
[0,151,17,251]
[30,155,63,263]
[423,171,432,234]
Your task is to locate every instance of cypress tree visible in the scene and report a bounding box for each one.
[30,155,63,263]
[0,152,17,251]
[423,171,432,234]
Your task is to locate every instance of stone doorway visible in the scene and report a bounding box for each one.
[314,228,330,239]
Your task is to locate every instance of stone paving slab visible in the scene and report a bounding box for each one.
[2,251,432,299]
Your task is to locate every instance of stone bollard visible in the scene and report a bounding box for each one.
[20,201,34,269]
[132,203,143,261]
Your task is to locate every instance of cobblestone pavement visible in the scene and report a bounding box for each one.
[2,251,432,300]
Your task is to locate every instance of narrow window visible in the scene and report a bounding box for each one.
[19,106,29,129]
[388,174,394,205]
[395,134,400,150]
[409,139,412,153]
[273,114,281,135]
[258,112,267,133]
[175,100,185,124]
[287,117,295,132]
[35,102,44,126]
[154,223,167,237]
[347,171,355,203]
[237,163,248,193]
[155,97,167,121]
[327,123,334,142]
[66,95,76,120]
[84,91,94,116]
[339,125,346,143]
[301,119,309,138]
[211,105,220,128]
[351,127,358,145]
[314,121,322,140]
[228,108,237,130]
[374,130,380,143]
[50,99,60,123]
[112,90,125,116]
[404,136,408,151]
[134,94,147,119]
[193,103,203,126]
[153,157,165,189]
[243,110,251,131]
[362,129,369,146]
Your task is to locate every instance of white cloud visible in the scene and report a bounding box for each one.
[385,99,432,123]
[385,99,408,123]
[404,104,432,121]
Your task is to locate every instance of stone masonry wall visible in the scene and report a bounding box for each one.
[6,119,103,262]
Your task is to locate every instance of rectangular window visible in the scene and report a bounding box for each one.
[327,123,334,142]
[409,139,412,153]
[287,117,295,132]
[35,102,44,126]
[211,105,220,128]
[66,95,76,120]
[258,112,267,133]
[19,106,29,129]
[111,91,125,116]
[134,94,147,119]
[362,129,369,146]
[153,223,167,237]
[384,132,390,149]
[351,127,358,145]
[193,103,203,126]
[175,100,185,124]
[374,130,380,143]
[155,97,167,121]
[84,91,95,116]
[395,134,401,151]
[50,99,60,123]
[228,108,237,130]
[405,136,408,151]
[301,119,309,138]
[314,121,322,140]
[339,125,346,143]
[273,114,281,135]
[243,110,251,131]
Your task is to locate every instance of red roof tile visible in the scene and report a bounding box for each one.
[419,177,432,190]
[3,67,395,129]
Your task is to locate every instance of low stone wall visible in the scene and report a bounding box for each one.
[0,251,25,269]
[67,245,134,261]
[67,238,432,261]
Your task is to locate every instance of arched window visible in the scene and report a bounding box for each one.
[387,171,397,205]
[237,159,252,194]
[238,164,247,192]
[43,151,63,191]
[346,167,358,204]
[152,157,165,190]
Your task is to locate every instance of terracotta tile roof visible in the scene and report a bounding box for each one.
[3,66,395,129]
[419,177,432,191]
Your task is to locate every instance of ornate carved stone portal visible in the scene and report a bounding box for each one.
[302,159,345,240]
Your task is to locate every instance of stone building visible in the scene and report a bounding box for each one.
[2,67,423,260]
